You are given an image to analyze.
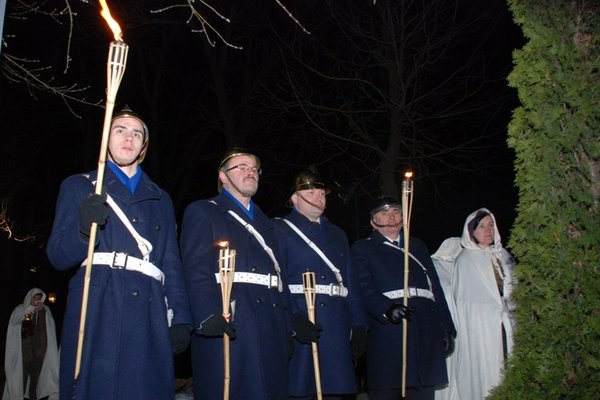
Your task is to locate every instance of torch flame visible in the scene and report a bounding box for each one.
[404,171,413,179]
[99,0,123,41]
[217,241,230,249]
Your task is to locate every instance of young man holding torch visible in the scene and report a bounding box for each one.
[47,107,192,400]
[351,197,455,400]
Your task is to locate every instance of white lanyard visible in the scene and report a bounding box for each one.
[384,240,432,293]
[281,218,345,287]
[106,195,153,261]
[227,210,282,292]
[84,174,153,261]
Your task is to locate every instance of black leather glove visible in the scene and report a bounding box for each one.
[443,331,456,356]
[196,314,236,339]
[79,193,108,236]
[384,303,412,324]
[292,313,321,344]
[170,324,191,354]
[351,325,368,360]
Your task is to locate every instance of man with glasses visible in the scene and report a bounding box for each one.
[273,168,368,400]
[180,149,300,399]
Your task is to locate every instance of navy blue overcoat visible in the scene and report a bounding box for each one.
[46,167,192,400]
[351,230,455,390]
[180,191,292,400]
[273,209,367,396]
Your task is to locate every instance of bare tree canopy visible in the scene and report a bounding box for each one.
[1,0,520,250]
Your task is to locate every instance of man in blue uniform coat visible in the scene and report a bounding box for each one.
[180,150,302,400]
[351,197,456,400]
[273,169,368,399]
[47,107,193,400]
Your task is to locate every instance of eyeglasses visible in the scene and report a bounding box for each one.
[224,164,262,176]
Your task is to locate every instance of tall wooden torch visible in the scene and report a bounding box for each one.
[401,171,414,398]
[302,271,323,400]
[75,0,129,380]
[218,241,236,400]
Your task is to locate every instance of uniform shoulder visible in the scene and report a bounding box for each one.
[271,216,289,229]
[327,221,347,236]
[409,236,430,251]
[351,237,373,250]
[57,171,97,194]
[62,170,96,185]
[183,198,219,213]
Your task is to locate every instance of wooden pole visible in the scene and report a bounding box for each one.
[75,40,128,380]
[219,243,236,400]
[303,271,323,400]
[401,172,414,399]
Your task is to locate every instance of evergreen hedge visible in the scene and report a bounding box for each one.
[491,1,600,398]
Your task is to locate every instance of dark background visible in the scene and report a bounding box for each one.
[0,0,523,380]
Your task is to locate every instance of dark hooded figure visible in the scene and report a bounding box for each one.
[3,288,59,400]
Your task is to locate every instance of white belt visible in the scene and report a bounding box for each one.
[215,272,279,289]
[383,287,435,301]
[288,284,349,298]
[83,252,165,284]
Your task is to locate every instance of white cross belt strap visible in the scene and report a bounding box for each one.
[226,209,283,292]
[106,195,153,261]
[288,283,348,298]
[383,287,435,301]
[83,252,165,284]
[215,272,280,289]
[280,218,346,287]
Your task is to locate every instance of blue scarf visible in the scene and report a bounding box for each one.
[222,189,255,220]
[107,161,142,195]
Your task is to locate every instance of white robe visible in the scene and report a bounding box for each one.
[431,237,462,400]
[3,288,59,400]
[451,209,516,400]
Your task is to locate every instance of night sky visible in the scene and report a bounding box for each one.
[0,0,523,379]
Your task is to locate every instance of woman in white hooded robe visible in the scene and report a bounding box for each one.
[431,237,462,400]
[451,208,516,400]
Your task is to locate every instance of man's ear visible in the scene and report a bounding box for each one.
[290,193,298,207]
[370,218,378,230]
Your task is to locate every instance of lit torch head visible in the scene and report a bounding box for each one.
[402,170,414,194]
[99,0,123,41]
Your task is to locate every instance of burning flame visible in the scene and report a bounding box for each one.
[99,0,123,41]
[217,241,230,249]
[404,170,414,179]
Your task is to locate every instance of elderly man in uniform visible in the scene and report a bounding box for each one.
[180,150,314,399]
[47,106,192,400]
[274,169,368,400]
[351,197,455,400]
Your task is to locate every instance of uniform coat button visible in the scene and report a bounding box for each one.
[132,217,139,223]
[251,266,257,272]
[132,290,139,297]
